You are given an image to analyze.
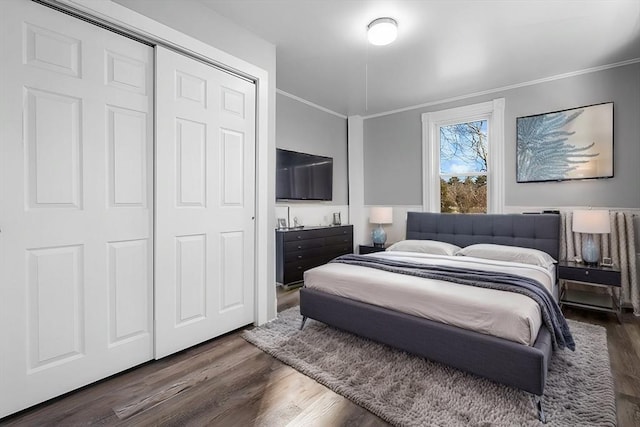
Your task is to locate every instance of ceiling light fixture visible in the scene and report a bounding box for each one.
[367,17,398,46]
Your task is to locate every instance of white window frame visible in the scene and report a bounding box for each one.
[421,98,505,214]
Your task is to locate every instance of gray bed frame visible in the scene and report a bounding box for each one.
[299,212,560,423]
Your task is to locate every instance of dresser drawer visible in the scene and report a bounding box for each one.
[284,237,326,252]
[558,265,621,286]
[281,268,304,284]
[283,229,328,242]
[321,226,353,237]
[282,225,353,242]
[284,246,328,262]
[325,234,353,245]
[282,254,336,283]
[324,243,352,258]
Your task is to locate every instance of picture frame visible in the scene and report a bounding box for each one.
[277,218,288,229]
[601,257,614,267]
[516,102,613,183]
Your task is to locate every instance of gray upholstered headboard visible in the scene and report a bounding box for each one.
[406,212,560,260]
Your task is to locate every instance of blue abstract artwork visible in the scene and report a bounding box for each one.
[516,103,613,183]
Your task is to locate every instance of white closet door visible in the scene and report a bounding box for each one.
[0,0,154,417]
[155,46,256,358]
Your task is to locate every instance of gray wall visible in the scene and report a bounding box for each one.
[364,62,640,209]
[364,112,423,205]
[277,93,348,205]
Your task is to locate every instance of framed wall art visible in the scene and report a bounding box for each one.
[516,102,613,183]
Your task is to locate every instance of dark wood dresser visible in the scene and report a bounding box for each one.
[276,225,353,287]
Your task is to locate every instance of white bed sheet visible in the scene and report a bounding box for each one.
[303,251,557,346]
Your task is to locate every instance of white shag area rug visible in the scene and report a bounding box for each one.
[242,307,616,426]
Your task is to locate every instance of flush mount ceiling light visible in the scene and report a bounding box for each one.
[367,17,398,46]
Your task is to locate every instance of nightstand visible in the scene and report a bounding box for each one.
[358,244,387,255]
[558,260,622,322]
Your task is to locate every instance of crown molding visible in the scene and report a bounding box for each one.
[276,89,347,119]
[363,58,640,120]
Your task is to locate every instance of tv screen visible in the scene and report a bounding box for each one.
[276,149,333,201]
[516,102,613,183]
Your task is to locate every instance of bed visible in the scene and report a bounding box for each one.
[299,212,563,422]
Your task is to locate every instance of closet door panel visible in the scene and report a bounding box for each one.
[0,0,153,417]
[25,89,83,208]
[27,245,85,368]
[155,46,256,358]
[107,106,148,207]
[108,239,150,344]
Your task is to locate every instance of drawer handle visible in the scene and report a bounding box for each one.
[297,266,302,270]
[297,245,302,249]
[297,236,302,239]
[585,271,589,275]
[297,255,302,259]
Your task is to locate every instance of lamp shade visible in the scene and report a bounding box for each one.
[572,210,610,234]
[367,17,398,46]
[370,207,393,224]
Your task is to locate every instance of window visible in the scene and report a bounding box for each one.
[421,99,505,213]
[439,121,488,213]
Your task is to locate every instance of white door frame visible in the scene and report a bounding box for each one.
[50,0,274,325]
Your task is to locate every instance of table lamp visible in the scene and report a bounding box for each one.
[572,209,610,265]
[370,207,393,247]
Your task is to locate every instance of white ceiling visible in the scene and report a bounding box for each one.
[198,0,640,117]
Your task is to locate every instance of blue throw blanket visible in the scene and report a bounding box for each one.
[330,254,575,351]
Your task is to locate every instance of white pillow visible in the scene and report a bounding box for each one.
[386,240,461,256]
[456,243,557,268]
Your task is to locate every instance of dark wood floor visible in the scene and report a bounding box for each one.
[2,287,639,426]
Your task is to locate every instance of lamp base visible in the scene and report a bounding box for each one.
[372,224,387,247]
[581,234,600,265]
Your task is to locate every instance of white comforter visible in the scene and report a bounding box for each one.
[303,251,557,346]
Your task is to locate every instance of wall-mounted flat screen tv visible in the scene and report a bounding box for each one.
[276,148,333,201]
[516,102,614,183]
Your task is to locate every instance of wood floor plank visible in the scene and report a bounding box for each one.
[249,366,327,427]
[615,393,640,427]
[286,391,354,426]
[114,336,262,420]
[2,289,639,427]
[615,374,640,403]
[277,287,301,312]
[120,346,284,425]
[607,324,640,379]
[285,389,389,427]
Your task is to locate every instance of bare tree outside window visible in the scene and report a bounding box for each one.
[439,121,488,213]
